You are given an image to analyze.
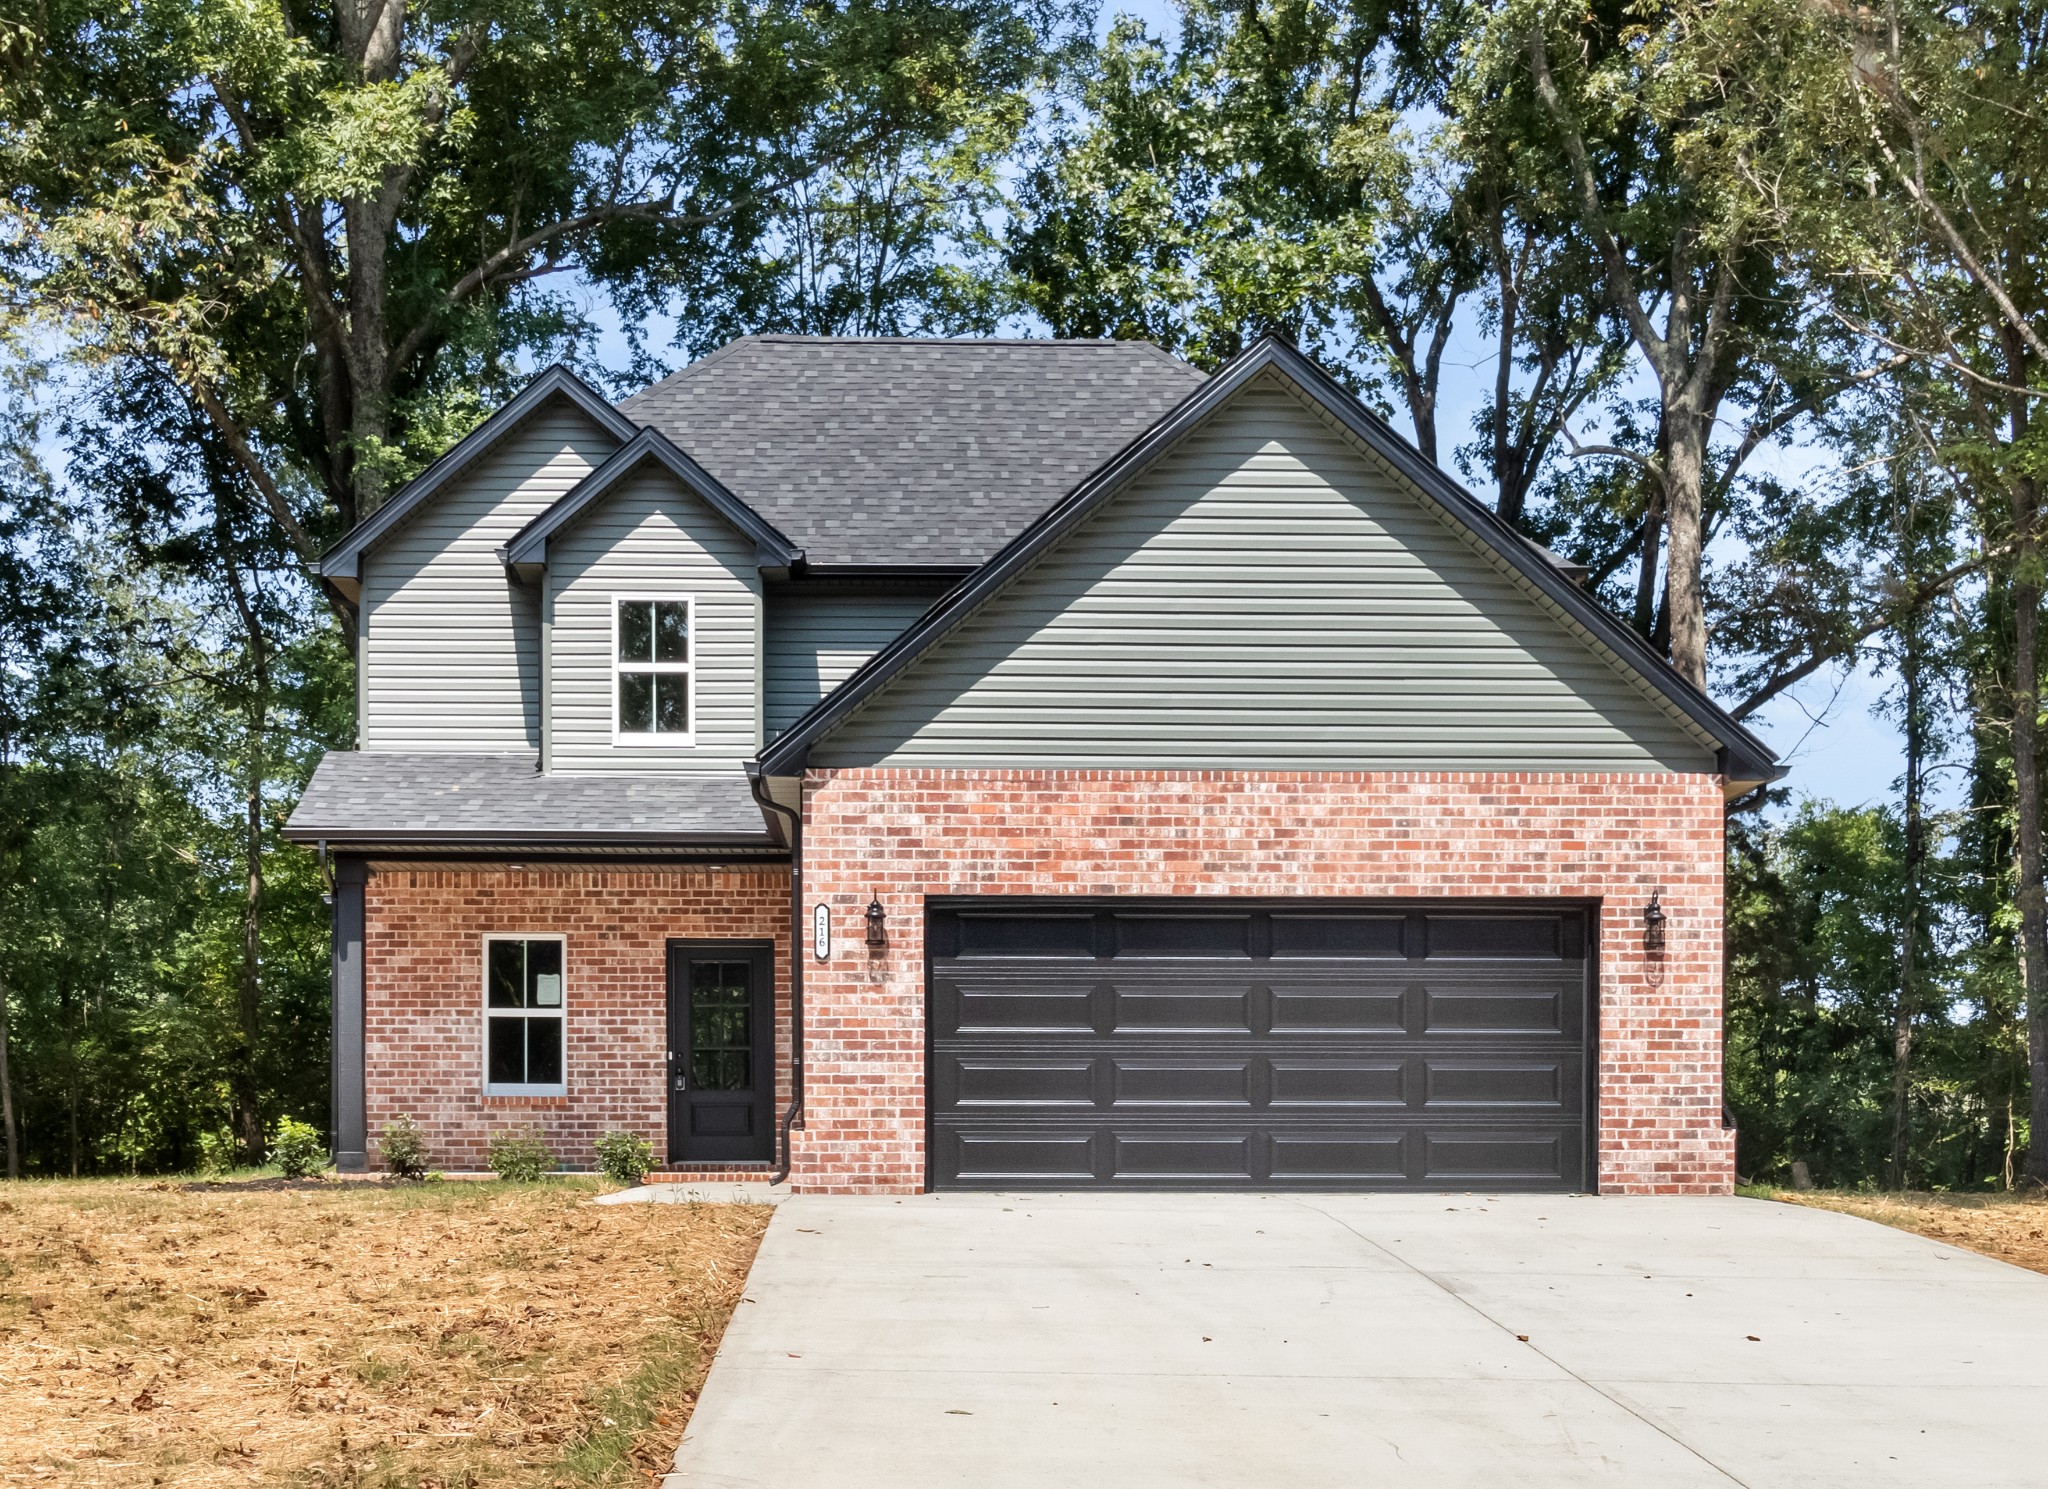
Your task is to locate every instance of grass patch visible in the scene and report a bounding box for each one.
[0,1177,770,1488]
[1760,1187,2048,1277]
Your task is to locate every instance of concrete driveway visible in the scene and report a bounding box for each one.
[667,1192,2045,1488]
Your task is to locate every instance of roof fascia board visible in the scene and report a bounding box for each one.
[317,365,638,581]
[281,825,777,848]
[501,427,800,568]
[758,336,1781,783]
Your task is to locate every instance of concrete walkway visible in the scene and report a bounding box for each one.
[667,1191,2046,1488]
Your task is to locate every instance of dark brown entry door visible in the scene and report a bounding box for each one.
[666,942,774,1165]
[928,900,1593,1191]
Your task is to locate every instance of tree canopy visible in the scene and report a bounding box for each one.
[3,0,2046,1187]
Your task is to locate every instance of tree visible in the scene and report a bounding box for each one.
[1748,0,2048,1182]
[1,0,1072,635]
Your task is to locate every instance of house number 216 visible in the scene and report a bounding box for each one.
[813,902,831,961]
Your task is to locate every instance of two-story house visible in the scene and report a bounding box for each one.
[284,334,1779,1193]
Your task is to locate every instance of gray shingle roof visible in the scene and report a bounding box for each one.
[283,753,774,846]
[618,336,1208,567]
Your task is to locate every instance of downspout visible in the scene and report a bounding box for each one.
[747,761,803,1186]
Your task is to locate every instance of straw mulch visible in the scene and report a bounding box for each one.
[0,1180,769,1487]
[1773,1187,2048,1277]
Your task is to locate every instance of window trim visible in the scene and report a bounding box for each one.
[610,594,697,746]
[481,933,569,1096]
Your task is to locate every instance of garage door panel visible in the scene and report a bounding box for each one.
[1422,1128,1578,1185]
[1112,987,1251,1032]
[945,1057,1098,1107]
[1268,914,1407,958]
[1268,1059,1409,1107]
[942,979,1098,1033]
[949,914,1096,958]
[1112,1133,1254,1180]
[1269,1132,1410,1182]
[1420,985,1570,1036]
[949,1131,1097,1183]
[1423,914,1576,959]
[1110,1060,1253,1107]
[929,901,1591,1191]
[1268,982,1408,1033]
[1423,1057,1574,1109]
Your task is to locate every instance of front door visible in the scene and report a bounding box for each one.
[666,941,774,1165]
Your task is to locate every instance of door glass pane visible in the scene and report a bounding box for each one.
[689,960,752,1090]
[619,671,654,732]
[655,673,689,733]
[655,601,689,662]
[525,1018,563,1085]
[618,601,653,662]
[488,941,525,1007]
[691,1048,750,1091]
[488,1016,525,1082]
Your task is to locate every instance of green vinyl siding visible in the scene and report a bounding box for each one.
[545,463,762,774]
[814,376,1717,771]
[763,586,947,736]
[359,401,618,752]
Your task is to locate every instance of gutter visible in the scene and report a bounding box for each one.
[746,762,804,1187]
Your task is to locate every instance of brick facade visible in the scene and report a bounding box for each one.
[361,863,790,1173]
[794,768,1733,1196]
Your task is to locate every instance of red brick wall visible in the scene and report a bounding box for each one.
[794,768,1731,1196]
[361,863,790,1172]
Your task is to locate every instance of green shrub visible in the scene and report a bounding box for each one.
[378,1114,429,1180]
[271,1117,328,1179]
[487,1128,555,1182]
[594,1130,653,1186]
[194,1129,238,1178]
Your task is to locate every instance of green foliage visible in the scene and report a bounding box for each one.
[270,1117,327,1178]
[193,1130,238,1178]
[487,1129,555,1183]
[378,1115,430,1181]
[594,1131,654,1187]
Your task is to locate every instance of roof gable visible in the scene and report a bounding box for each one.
[318,366,637,589]
[502,427,799,570]
[758,339,1781,786]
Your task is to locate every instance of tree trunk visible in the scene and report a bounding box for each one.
[1891,610,1925,1189]
[0,966,16,1179]
[232,757,267,1164]
[1634,486,1665,640]
[2015,509,2048,1187]
[1663,410,1709,687]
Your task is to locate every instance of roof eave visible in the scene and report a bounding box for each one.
[500,427,800,571]
[316,365,639,582]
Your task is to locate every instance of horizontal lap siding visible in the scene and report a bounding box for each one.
[817,382,1714,771]
[361,402,619,752]
[546,465,762,774]
[763,588,945,736]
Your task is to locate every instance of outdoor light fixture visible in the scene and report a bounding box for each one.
[1643,889,1668,953]
[865,893,888,948]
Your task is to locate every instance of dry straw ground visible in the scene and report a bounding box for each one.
[1773,1189,2048,1277]
[0,1179,770,1488]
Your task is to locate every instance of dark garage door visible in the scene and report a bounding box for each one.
[927,901,1593,1191]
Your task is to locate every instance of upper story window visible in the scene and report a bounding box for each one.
[614,598,693,741]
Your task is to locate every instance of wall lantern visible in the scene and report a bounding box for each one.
[1643,889,1668,953]
[865,894,888,948]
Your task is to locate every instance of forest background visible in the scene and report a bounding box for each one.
[2,0,2041,1189]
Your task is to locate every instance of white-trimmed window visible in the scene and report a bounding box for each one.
[613,597,693,741]
[484,936,566,1093]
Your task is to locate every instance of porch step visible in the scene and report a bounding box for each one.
[644,1168,774,1184]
